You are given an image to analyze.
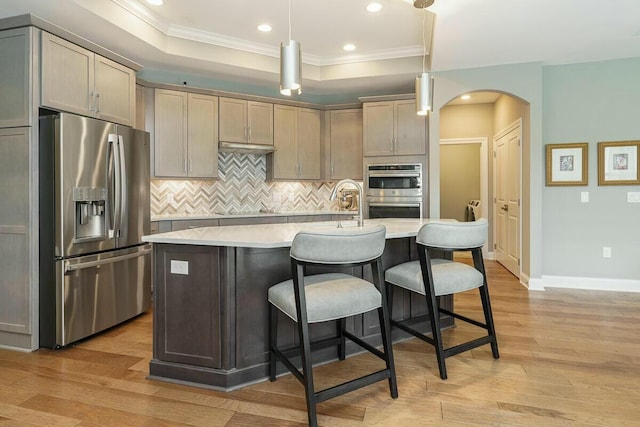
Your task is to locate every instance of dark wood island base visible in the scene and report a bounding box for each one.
[148,236,453,391]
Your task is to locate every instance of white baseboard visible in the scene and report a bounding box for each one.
[529,275,640,293]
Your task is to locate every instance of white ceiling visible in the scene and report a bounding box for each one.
[3,0,640,103]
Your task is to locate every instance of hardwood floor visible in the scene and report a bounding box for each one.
[2,260,639,426]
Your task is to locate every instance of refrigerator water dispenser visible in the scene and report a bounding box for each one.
[73,187,107,241]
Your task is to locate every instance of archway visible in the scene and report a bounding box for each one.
[439,90,530,279]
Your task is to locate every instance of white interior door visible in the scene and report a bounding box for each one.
[494,123,521,277]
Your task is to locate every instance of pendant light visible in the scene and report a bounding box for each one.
[415,1,434,115]
[280,0,301,96]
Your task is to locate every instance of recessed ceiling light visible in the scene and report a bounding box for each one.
[343,43,356,51]
[461,94,471,100]
[257,24,272,32]
[366,2,383,12]
[145,0,163,6]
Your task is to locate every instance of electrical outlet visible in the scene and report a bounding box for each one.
[602,247,612,258]
[170,260,189,275]
[581,192,589,203]
[167,193,175,204]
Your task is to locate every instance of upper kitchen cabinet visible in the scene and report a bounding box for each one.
[41,32,135,126]
[154,89,219,178]
[219,97,273,145]
[329,109,363,180]
[268,105,321,180]
[0,28,32,128]
[363,99,426,156]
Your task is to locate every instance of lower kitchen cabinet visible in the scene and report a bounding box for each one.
[268,105,321,180]
[170,219,219,230]
[218,216,286,226]
[0,127,31,336]
[153,244,222,368]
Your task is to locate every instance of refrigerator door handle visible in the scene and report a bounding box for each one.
[107,134,119,237]
[64,246,152,273]
[117,135,127,237]
[110,134,122,238]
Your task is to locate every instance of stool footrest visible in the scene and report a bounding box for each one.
[315,369,391,403]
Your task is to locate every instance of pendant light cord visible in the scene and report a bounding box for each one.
[288,0,292,41]
[422,7,426,74]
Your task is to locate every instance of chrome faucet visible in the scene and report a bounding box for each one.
[329,179,364,227]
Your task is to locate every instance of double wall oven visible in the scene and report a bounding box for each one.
[366,164,423,218]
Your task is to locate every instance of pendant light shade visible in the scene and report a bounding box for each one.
[280,0,301,96]
[280,39,301,96]
[416,72,432,116]
[415,2,433,115]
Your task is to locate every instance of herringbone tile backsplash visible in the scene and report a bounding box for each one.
[151,153,353,215]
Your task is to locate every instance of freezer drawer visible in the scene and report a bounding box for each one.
[53,245,152,347]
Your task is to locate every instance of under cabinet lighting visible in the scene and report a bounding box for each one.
[145,0,163,6]
[367,2,383,12]
[343,43,356,51]
[258,24,272,32]
[461,94,471,100]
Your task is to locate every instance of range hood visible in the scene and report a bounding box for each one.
[219,141,275,154]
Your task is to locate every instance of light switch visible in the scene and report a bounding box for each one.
[580,192,589,203]
[170,260,189,275]
[627,192,640,203]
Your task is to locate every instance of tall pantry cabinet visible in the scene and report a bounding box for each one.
[0,18,139,351]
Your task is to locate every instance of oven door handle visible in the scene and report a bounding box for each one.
[368,172,421,178]
[368,202,421,207]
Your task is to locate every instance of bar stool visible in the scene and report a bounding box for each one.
[384,219,499,380]
[268,225,398,427]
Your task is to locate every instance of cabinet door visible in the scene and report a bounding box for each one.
[219,97,247,143]
[296,108,321,179]
[94,54,135,126]
[394,100,426,156]
[154,244,222,369]
[247,101,273,145]
[135,84,146,131]
[187,93,218,178]
[270,105,298,179]
[0,128,30,335]
[154,89,187,177]
[363,102,394,156]
[330,109,363,180]
[41,32,93,117]
[0,28,32,128]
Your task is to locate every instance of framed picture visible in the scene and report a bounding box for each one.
[598,141,640,185]
[545,143,588,186]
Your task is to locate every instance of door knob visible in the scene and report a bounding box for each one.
[501,204,508,212]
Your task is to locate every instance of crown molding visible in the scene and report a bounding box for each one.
[110,0,429,67]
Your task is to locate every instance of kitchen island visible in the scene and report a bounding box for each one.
[142,218,453,391]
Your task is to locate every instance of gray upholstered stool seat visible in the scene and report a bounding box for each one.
[268,224,398,427]
[269,273,381,323]
[385,259,484,296]
[384,218,499,380]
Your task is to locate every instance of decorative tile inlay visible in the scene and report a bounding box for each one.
[151,153,357,216]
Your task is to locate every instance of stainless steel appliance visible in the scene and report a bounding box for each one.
[366,164,423,218]
[39,112,151,348]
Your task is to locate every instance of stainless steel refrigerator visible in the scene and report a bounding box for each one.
[39,112,151,348]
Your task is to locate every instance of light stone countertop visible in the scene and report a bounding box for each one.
[142,218,443,248]
[151,210,354,222]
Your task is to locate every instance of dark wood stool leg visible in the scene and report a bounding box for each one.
[378,305,398,398]
[338,318,346,361]
[268,303,278,381]
[473,249,500,360]
[297,316,317,427]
